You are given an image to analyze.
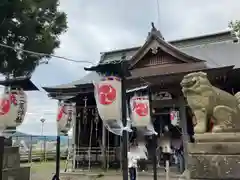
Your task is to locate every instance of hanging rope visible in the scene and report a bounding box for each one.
[0,42,94,64]
[156,0,161,29]
[72,128,75,171]
[76,110,81,169]
[88,109,94,171]
[94,108,99,140]
[79,97,87,169]
[71,110,79,171]
[83,97,88,132]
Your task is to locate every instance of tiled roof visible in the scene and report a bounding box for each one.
[180,40,240,68]
[99,30,232,64]
[44,30,239,90]
[43,72,100,89]
[0,76,39,91]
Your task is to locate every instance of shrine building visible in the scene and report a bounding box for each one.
[43,25,240,170]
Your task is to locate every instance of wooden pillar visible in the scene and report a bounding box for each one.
[119,136,122,170]
[113,133,119,147]
[101,123,107,170]
[178,97,188,170]
[28,136,33,163]
[149,86,157,180]
[0,137,4,179]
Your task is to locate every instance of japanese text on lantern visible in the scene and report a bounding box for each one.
[16,99,25,123]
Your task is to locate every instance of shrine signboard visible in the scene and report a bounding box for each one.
[152,91,172,100]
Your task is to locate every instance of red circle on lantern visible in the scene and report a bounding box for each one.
[170,111,175,121]
[133,101,148,117]
[0,98,10,115]
[98,84,116,105]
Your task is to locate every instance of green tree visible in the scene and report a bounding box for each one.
[229,20,240,39]
[0,0,67,78]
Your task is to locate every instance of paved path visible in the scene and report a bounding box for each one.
[61,175,179,180]
[60,172,181,180]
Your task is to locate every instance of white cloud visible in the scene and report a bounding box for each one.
[4,0,240,135]
[158,0,240,39]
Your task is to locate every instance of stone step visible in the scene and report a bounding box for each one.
[2,166,30,180]
[141,164,179,171]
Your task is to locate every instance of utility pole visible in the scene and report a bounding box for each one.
[40,117,46,161]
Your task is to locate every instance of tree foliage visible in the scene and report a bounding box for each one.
[0,0,67,77]
[229,20,240,39]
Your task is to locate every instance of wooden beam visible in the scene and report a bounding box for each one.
[178,96,188,171]
[76,105,96,109]
[101,124,107,170]
[152,99,186,108]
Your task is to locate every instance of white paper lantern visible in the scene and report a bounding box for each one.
[94,76,128,135]
[0,88,27,129]
[130,95,150,127]
[170,110,180,126]
[57,101,76,134]
[130,95,157,135]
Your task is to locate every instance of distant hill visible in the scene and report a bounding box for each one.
[12,131,70,144]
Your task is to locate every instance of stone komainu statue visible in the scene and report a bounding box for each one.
[181,71,240,134]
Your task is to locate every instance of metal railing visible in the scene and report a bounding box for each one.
[20,150,68,162]
[12,135,70,163]
[74,147,121,169]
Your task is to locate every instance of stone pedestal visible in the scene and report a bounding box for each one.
[187,133,240,180]
[2,146,30,180]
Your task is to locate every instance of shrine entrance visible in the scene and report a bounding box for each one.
[150,90,191,173]
[73,93,121,169]
[153,108,182,168]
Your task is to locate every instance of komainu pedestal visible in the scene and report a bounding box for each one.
[187,133,240,180]
[180,72,240,179]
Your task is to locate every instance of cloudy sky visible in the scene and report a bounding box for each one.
[2,0,240,136]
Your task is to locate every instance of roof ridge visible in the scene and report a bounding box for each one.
[170,30,231,44]
[129,32,205,69]
[101,30,231,55]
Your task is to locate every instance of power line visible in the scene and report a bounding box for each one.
[0,42,94,65]
[156,0,161,29]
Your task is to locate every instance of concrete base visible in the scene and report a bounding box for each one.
[3,147,20,169]
[187,133,240,180]
[2,166,30,180]
[1,146,30,180]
